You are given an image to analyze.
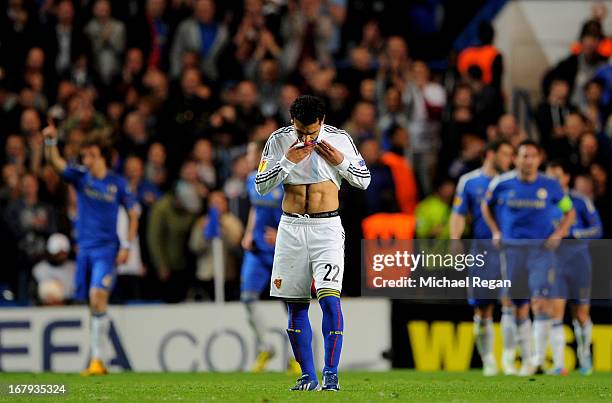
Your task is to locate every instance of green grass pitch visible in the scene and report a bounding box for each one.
[1,371,611,402]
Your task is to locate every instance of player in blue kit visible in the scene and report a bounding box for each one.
[482,140,575,375]
[44,122,139,376]
[450,139,515,376]
[241,140,285,372]
[546,162,602,375]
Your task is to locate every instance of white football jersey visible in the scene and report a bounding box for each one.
[255,124,371,194]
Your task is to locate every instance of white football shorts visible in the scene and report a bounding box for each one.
[270,214,345,299]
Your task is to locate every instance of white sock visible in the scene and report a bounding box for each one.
[473,316,494,361]
[245,300,271,353]
[573,319,593,366]
[550,320,565,369]
[516,318,532,366]
[532,315,551,367]
[501,307,517,355]
[91,312,109,360]
[485,319,494,360]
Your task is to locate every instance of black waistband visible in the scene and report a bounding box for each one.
[283,210,339,218]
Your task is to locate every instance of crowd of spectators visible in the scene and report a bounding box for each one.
[1,0,612,304]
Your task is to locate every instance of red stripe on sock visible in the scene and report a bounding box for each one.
[329,335,337,366]
[329,299,341,366]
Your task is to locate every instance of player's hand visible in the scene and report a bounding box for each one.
[264,226,277,246]
[42,119,58,140]
[116,248,130,265]
[545,231,563,250]
[286,139,315,164]
[492,231,502,249]
[315,140,344,166]
[241,231,254,250]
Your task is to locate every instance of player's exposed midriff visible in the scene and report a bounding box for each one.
[283,180,339,214]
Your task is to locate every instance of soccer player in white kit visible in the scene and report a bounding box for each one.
[255,95,371,391]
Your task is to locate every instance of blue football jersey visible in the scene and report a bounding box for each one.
[485,171,567,239]
[453,168,493,239]
[247,171,283,253]
[63,165,137,249]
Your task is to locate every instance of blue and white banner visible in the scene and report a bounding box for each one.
[0,299,391,373]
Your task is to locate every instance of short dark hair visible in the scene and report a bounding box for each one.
[81,133,113,167]
[547,159,571,174]
[289,95,325,126]
[580,20,603,41]
[517,139,540,153]
[486,139,512,154]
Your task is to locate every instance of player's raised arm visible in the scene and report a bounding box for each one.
[316,135,371,190]
[42,119,67,173]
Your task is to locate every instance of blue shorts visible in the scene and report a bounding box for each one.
[240,251,274,297]
[74,246,118,301]
[501,244,555,303]
[552,245,591,305]
[468,241,502,307]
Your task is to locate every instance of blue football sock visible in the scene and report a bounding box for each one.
[286,301,316,379]
[317,289,343,374]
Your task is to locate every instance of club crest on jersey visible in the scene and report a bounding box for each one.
[258,160,268,173]
[537,188,548,199]
[453,196,462,207]
[107,184,117,194]
[358,159,366,167]
[274,278,282,289]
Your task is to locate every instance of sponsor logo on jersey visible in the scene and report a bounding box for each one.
[453,196,462,207]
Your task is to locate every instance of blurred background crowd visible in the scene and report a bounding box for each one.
[1,0,612,305]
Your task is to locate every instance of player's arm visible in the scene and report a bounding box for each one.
[255,136,311,195]
[481,178,502,245]
[316,135,371,189]
[546,186,575,249]
[125,208,140,247]
[449,214,466,239]
[571,198,603,239]
[42,120,67,173]
[550,182,575,240]
[552,198,574,239]
[450,176,469,239]
[241,207,256,250]
[117,181,141,265]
